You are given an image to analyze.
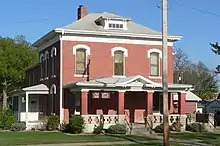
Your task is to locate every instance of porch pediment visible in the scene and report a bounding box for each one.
[23,84,49,91]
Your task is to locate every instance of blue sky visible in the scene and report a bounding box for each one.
[1,0,220,69]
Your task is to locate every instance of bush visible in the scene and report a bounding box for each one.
[65,115,84,134]
[0,109,16,130]
[46,115,59,131]
[11,122,26,131]
[170,121,183,132]
[93,125,103,134]
[186,123,205,132]
[106,124,127,134]
[153,124,164,133]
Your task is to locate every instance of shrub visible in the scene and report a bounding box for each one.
[46,115,59,131]
[170,121,183,132]
[0,109,16,130]
[186,123,205,132]
[106,124,127,134]
[65,115,84,134]
[153,124,164,133]
[11,122,26,131]
[93,125,103,134]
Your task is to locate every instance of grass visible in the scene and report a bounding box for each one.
[0,131,160,146]
[170,132,220,145]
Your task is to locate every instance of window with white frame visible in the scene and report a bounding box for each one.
[51,47,56,77]
[111,47,128,76]
[76,49,86,75]
[150,52,160,77]
[45,51,49,78]
[114,50,125,76]
[73,44,90,76]
[39,53,44,79]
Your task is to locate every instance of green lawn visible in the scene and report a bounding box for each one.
[170,132,220,145]
[0,132,160,146]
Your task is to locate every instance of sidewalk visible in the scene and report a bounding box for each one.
[26,140,161,146]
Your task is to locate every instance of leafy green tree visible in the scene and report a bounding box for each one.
[0,36,38,108]
[174,48,218,99]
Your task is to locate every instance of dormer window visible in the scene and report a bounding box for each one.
[109,23,123,29]
[95,15,131,31]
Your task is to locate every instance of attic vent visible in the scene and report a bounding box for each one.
[109,23,123,29]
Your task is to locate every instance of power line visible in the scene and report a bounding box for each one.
[173,0,220,17]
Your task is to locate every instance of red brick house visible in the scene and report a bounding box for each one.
[11,5,198,132]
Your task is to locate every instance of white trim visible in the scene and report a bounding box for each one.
[74,74,88,77]
[147,48,162,58]
[39,53,44,63]
[59,34,64,124]
[149,76,162,79]
[148,49,161,78]
[51,47,57,57]
[56,28,182,41]
[61,35,174,46]
[112,47,127,76]
[26,91,49,94]
[112,75,126,78]
[50,84,56,94]
[72,44,91,55]
[111,47,128,57]
[73,44,90,77]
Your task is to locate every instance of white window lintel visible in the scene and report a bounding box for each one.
[147,48,162,58]
[111,47,128,57]
[73,44,91,55]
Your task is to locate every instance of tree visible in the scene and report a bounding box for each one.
[210,42,220,73]
[0,36,38,108]
[174,48,218,99]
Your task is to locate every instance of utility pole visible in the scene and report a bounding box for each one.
[162,0,169,146]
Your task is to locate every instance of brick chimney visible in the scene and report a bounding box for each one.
[77,5,87,20]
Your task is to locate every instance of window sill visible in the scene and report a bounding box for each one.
[51,75,56,78]
[112,75,126,78]
[149,76,162,79]
[40,78,44,81]
[44,77,49,80]
[74,74,88,78]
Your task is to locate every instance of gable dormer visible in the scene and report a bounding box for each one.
[95,13,131,31]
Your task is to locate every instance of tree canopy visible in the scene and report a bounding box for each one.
[174,48,218,99]
[0,36,38,108]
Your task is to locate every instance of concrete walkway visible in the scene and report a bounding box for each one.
[26,140,161,146]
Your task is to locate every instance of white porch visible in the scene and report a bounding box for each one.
[12,84,49,130]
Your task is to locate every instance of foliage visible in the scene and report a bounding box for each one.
[186,123,206,132]
[170,121,183,132]
[11,122,26,131]
[65,115,84,134]
[106,124,127,134]
[210,42,220,55]
[0,36,38,107]
[93,125,103,134]
[173,48,218,99]
[153,124,164,133]
[46,115,59,131]
[0,108,16,130]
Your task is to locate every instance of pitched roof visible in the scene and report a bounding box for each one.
[173,92,202,101]
[64,75,192,90]
[61,12,162,36]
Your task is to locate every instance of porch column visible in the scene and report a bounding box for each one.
[118,91,125,115]
[81,91,88,115]
[169,93,174,113]
[146,91,153,114]
[178,92,186,114]
[25,92,29,128]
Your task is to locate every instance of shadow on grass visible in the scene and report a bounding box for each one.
[107,134,161,146]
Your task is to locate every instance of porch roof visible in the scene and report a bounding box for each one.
[173,92,202,101]
[11,84,49,96]
[64,75,193,90]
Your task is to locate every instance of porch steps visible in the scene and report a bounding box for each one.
[131,123,155,136]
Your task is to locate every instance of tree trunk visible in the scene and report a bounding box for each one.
[2,90,7,109]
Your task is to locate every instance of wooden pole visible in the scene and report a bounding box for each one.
[162,0,170,145]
